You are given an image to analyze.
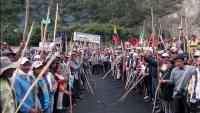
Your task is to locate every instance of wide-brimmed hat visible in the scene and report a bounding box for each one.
[0,57,18,75]
[2,50,16,56]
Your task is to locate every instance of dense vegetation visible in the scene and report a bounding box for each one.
[0,0,181,46]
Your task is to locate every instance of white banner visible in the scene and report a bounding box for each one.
[73,32,101,44]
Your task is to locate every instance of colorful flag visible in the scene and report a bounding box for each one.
[112,25,119,46]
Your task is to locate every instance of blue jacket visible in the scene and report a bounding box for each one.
[37,77,49,110]
[14,72,42,113]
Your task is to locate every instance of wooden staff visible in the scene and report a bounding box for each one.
[125,72,138,93]
[158,23,167,50]
[67,41,75,113]
[23,0,29,41]
[125,70,134,90]
[41,23,43,42]
[102,66,114,79]
[53,4,58,45]
[2,21,35,113]
[42,7,50,52]
[123,71,143,100]
[152,84,160,113]
[14,53,57,113]
[119,75,145,102]
[184,16,191,59]
[81,41,94,95]
[152,71,168,113]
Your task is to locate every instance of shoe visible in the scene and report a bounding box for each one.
[145,98,152,102]
[144,96,149,100]
[155,109,164,113]
[155,106,160,110]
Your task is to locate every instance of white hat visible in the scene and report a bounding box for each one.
[115,50,120,53]
[32,61,43,69]
[178,50,183,54]
[18,57,30,65]
[34,55,40,60]
[194,51,200,57]
[0,57,18,75]
[171,47,177,52]
[162,53,169,57]
[158,50,164,54]
[133,53,138,56]
[129,51,134,55]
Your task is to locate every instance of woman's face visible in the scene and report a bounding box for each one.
[56,66,62,73]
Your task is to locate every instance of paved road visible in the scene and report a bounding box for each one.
[73,73,152,113]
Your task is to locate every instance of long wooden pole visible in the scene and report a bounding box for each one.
[67,42,75,113]
[42,7,50,52]
[14,53,57,113]
[81,41,94,95]
[23,0,29,41]
[2,21,35,113]
[41,23,43,42]
[53,4,58,45]
[119,75,145,102]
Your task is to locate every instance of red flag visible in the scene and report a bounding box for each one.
[112,26,119,45]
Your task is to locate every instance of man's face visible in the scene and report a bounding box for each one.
[60,54,65,61]
[2,68,15,78]
[3,44,7,49]
[20,62,31,74]
[7,54,15,62]
[34,66,43,76]
[175,59,184,68]
[166,62,173,69]
[197,57,200,67]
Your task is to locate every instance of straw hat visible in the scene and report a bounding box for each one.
[0,57,18,75]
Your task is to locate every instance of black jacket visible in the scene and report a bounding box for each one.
[160,68,174,100]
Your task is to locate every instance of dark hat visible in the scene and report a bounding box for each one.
[174,54,185,61]
[2,50,16,56]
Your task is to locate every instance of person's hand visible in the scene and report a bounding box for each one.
[29,108,37,113]
[64,77,69,82]
[19,41,26,49]
[144,73,149,76]
[38,109,43,113]
[159,80,166,84]
[64,90,72,96]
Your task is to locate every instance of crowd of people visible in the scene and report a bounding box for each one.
[0,34,200,113]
